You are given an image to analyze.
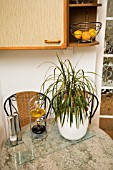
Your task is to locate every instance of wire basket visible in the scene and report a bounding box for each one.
[70,0,91,3]
[70,22,102,43]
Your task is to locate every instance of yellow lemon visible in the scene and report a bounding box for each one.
[30,108,45,118]
[74,30,82,39]
[89,28,96,38]
[82,31,91,41]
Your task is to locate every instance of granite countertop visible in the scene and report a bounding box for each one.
[0,120,113,170]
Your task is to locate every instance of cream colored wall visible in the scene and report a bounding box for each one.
[95,0,107,126]
[0,80,6,151]
[0,48,96,99]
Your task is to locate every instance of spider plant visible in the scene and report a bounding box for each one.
[41,55,97,127]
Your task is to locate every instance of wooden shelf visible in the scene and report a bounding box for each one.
[68,41,99,47]
[99,115,113,119]
[69,3,102,7]
[68,1,102,47]
[101,86,113,90]
[103,54,113,57]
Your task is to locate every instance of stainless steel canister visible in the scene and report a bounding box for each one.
[8,116,18,146]
[13,113,22,141]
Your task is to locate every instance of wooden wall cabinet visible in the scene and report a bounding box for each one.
[0,0,67,50]
[0,0,102,50]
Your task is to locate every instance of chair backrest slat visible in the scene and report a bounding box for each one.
[16,91,38,127]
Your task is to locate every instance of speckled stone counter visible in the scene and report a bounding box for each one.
[0,120,113,170]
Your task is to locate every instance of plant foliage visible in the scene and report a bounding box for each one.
[41,55,97,127]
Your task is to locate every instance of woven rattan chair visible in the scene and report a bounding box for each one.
[4,91,51,127]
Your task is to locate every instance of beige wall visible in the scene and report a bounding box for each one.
[0,80,6,151]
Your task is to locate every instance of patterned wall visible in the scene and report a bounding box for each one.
[102,0,113,86]
[105,0,113,54]
[100,0,113,140]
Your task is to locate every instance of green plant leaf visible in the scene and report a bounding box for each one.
[40,54,98,128]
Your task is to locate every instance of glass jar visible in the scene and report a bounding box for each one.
[28,94,47,142]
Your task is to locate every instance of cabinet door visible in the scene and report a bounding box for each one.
[0,0,67,49]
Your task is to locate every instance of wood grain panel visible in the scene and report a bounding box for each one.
[0,0,66,48]
[100,93,113,116]
[99,118,113,139]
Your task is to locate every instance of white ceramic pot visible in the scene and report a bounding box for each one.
[57,114,89,140]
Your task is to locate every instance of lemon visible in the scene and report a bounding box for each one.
[74,30,82,39]
[82,31,91,41]
[30,108,45,118]
[89,28,96,38]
